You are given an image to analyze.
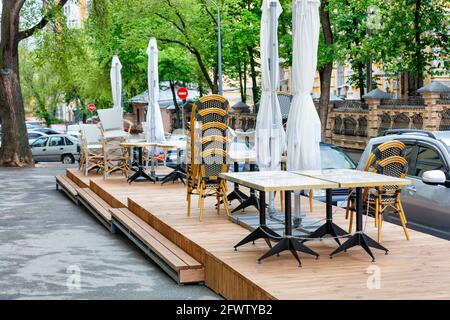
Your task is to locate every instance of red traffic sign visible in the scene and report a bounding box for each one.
[177,87,189,100]
[88,104,96,112]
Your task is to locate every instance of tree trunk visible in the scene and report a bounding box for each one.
[212,64,219,94]
[0,0,34,167]
[413,0,423,95]
[247,46,259,105]
[318,1,333,141]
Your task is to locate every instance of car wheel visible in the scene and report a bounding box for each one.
[62,154,75,164]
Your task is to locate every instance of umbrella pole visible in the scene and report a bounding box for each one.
[268,1,279,218]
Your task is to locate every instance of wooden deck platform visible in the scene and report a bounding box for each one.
[59,168,450,299]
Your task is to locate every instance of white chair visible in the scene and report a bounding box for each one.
[80,124,104,176]
[97,108,132,140]
[97,108,132,178]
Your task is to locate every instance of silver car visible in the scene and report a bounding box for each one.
[31,134,80,164]
[359,130,450,240]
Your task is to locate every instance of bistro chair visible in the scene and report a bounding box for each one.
[97,108,132,178]
[186,95,229,216]
[346,140,406,232]
[80,124,104,176]
[369,156,410,242]
[186,95,230,220]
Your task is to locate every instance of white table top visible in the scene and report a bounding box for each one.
[120,141,157,147]
[293,169,411,188]
[219,171,339,192]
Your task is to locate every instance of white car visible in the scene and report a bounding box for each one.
[28,130,48,144]
[66,124,82,139]
[30,134,80,164]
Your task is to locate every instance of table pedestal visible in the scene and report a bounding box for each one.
[330,187,388,261]
[258,191,319,267]
[161,148,185,185]
[303,189,349,245]
[127,147,156,183]
[226,162,249,203]
[234,191,279,250]
[232,163,259,213]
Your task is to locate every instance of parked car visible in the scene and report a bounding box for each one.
[30,134,80,164]
[28,130,48,144]
[303,143,357,204]
[66,124,82,139]
[359,129,450,240]
[31,127,61,135]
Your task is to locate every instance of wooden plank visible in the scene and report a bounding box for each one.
[118,208,202,269]
[56,175,78,197]
[77,188,112,221]
[110,209,189,271]
[90,180,126,209]
[66,168,90,188]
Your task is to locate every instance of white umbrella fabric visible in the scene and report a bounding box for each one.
[256,0,285,173]
[146,37,165,143]
[286,0,322,172]
[110,55,122,109]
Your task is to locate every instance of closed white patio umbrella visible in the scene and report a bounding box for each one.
[256,0,285,173]
[110,55,122,109]
[287,0,322,219]
[256,0,286,215]
[146,37,165,144]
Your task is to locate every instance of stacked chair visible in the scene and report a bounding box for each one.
[80,124,104,176]
[97,108,132,178]
[346,141,410,242]
[186,95,231,221]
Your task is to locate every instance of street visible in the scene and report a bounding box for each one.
[0,164,219,300]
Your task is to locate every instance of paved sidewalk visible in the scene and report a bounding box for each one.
[0,164,219,300]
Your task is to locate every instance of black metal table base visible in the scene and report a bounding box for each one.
[303,189,349,246]
[258,236,319,267]
[330,187,388,261]
[231,193,259,213]
[127,168,156,183]
[234,192,277,250]
[234,225,278,250]
[226,189,249,203]
[330,232,388,262]
[161,166,185,185]
[127,146,157,183]
[257,191,319,266]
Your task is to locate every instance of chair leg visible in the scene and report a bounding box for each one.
[397,202,410,241]
[345,197,351,220]
[398,200,408,224]
[348,210,354,234]
[187,193,191,217]
[309,190,313,212]
[216,193,221,215]
[223,194,230,216]
[199,191,205,222]
[377,207,383,243]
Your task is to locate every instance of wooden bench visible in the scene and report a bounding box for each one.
[56,175,81,204]
[77,188,113,231]
[110,208,204,284]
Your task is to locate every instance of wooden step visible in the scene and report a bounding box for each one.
[77,188,112,230]
[110,208,204,284]
[56,175,81,203]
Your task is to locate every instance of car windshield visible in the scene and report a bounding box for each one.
[321,146,356,169]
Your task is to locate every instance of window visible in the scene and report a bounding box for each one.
[49,136,65,147]
[28,133,41,139]
[413,145,445,177]
[321,146,356,170]
[402,142,417,176]
[32,137,48,148]
[65,137,74,145]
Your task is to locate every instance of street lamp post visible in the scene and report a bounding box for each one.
[209,0,223,95]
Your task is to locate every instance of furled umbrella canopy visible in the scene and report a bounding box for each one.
[286,0,322,172]
[256,0,286,172]
[146,37,165,143]
[110,55,122,109]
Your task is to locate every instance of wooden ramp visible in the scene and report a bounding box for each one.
[61,168,450,299]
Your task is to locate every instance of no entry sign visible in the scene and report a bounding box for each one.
[177,87,188,100]
[88,104,96,112]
